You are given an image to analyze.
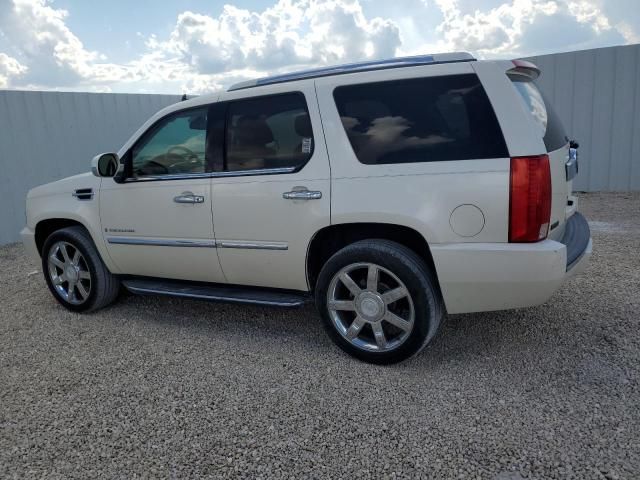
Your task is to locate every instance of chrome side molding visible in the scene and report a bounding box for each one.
[107,237,216,248]
[106,237,288,250]
[217,240,288,251]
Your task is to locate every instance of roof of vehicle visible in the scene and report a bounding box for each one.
[227,52,475,91]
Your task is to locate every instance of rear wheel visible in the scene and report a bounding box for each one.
[42,226,120,312]
[315,239,444,364]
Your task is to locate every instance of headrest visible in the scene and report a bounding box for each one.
[235,116,274,145]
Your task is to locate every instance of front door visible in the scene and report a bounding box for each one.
[209,86,331,291]
[100,106,225,283]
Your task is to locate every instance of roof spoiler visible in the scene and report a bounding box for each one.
[508,59,541,79]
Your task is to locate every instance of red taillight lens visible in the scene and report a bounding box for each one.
[509,155,552,242]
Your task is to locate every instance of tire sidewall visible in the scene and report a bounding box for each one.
[315,240,441,364]
[41,230,99,312]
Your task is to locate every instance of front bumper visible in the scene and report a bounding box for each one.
[21,226,40,264]
[431,213,592,314]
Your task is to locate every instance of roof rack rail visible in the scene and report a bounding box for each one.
[227,52,475,91]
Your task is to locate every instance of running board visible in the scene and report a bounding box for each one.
[122,278,310,307]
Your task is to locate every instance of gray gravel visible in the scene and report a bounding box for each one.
[1,192,639,479]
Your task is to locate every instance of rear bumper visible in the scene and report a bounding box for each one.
[561,212,591,272]
[431,213,592,314]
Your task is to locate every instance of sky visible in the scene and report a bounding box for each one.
[0,0,637,94]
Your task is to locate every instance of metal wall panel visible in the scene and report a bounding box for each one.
[0,90,180,245]
[525,43,640,192]
[1,44,639,245]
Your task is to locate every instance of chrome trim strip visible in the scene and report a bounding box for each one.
[211,167,296,178]
[107,237,216,248]
[217,240,288,251]
[125,166,297,183]
[106,237,287,250]
[124,284,305,307]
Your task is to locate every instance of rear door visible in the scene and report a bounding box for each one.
[208,83,331,291]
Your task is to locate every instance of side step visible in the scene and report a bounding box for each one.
[122,277,311,308]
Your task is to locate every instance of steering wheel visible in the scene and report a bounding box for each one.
[167,145,198,162]
[138,159,169,175]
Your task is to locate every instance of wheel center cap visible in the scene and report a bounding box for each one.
[356,292,385,322]
[65,265,78,282]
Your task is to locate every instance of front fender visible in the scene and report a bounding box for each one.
[27,185,120,274]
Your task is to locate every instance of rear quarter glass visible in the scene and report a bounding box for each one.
[509,75,568,152]
[332,73,508,165]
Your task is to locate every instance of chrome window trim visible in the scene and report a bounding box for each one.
[125,166,297,183]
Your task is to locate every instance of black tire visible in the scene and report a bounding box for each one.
[41,226,120,312]
[315,239,444,364]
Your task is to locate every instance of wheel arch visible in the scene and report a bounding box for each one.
[306,222,441,294]
[35,218,88,255]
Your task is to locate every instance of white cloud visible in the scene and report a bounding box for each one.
[148,0,400,91]
[431,0,630,57]
[0,0,636,93]
[0,0,401,93]
[0,52,27,87]
[0,0,136,87]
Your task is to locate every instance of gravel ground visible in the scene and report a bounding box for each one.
[1,192,639,479]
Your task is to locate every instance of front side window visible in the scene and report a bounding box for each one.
[225,93,313,172]
[333,74,508,165]
[131,108,208,177]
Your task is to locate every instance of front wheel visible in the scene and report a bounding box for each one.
[315,240,444,364]
[42,226,120,312]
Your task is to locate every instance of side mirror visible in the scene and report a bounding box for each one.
[92,153,120,178]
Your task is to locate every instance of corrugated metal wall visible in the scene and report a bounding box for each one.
[1,44,639,245]
[525,43,640,192]
[0,91,181,245]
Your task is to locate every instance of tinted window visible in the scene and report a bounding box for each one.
[510,76,567,152]
[132,108,207,177]
[225,93,313,171]
[333,74,508,165]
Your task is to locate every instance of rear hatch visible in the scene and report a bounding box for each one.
[508,68,574,240]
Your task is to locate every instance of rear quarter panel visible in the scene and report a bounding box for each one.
[314,62,511,244]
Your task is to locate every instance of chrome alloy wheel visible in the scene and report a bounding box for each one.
[47,241,91,305]
[327,262,415,352]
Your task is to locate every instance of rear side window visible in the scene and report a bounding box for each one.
[224,92,313,172]
[333,74,508,165]
[510,76,567,152]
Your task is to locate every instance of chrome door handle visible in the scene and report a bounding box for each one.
[282,189,322,200]
[173,192,205,204]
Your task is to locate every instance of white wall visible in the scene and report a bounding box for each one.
[0,90,181,245]
[525,43,640,192]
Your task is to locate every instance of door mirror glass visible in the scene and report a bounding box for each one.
[92,153,120,177]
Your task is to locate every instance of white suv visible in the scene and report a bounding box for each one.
[21,53,592,364]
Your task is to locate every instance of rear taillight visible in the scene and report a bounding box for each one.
[509,155,551,242]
